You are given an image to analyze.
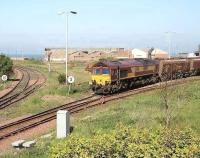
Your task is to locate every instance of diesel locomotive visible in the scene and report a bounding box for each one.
[90,58,200,94]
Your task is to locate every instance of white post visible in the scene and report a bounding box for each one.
[56,110,70,139]
[58,11,77,85]
[65,14,69,85]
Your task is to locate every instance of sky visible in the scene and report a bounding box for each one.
[1,0,200,55]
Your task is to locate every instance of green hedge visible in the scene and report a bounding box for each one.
[0,54,13,77]
[49,125,200,158]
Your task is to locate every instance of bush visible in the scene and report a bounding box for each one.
[49,125,200,158]
[0,54,13,77]
[58,74,66,84]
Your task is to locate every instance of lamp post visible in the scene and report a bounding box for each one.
[165,32,176,59]
[58,11,77,84]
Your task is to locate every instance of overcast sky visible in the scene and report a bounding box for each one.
[1,0,200,55]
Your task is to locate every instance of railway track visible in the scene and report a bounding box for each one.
[0,68,24,100]
[0,67,46,109]
[0,76,199,141]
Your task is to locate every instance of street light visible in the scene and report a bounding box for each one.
[165,32,176,59]
[58,11,77,84]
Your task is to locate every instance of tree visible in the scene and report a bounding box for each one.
[159,63,185,128]
[159,78,174,128]
[0,54,13,77]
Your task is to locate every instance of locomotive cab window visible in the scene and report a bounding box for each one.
[93,68,101,75]
[102,68,110,74]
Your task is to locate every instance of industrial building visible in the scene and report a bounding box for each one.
[131,49,148,58]
[44,48,65,62]
[88,51,107,60]
[131,48,169,59]
[69,51,89,61]
[151,48,169,59]
[178,45,200,58]
[44,47,170,62]
[44,47,126,62]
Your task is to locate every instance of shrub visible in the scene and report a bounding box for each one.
[49,125,200,158]
[57,74,66,84]
[0,54,13,77]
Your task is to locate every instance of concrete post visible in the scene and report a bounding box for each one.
[56,110,70,139]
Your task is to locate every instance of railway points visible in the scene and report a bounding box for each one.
[0,66,46,109]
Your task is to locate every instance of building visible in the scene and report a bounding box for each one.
[68,51,89,61]
[131,48,169,59]
[11,57,27,61]
[131,49,148,58]
[44,48,65,62]
[178,44,200,58]
[194,44,200,56]
[88,51,107,60]
[178,52,199,58]
[151,48,169,59]
[187,53,198,58]
[44,47,122,62]
[115,50,132,59]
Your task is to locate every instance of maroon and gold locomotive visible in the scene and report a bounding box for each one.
[90,58,200,94]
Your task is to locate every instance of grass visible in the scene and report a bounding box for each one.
[0,60,91,123]
[1,59,200,157]
[0,71,16,91]
[0,81,12,91]
[2,79,200,158]
[72,81,200,135]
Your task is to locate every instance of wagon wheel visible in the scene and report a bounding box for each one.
[102,88,109,95]
[161,73,168,81]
